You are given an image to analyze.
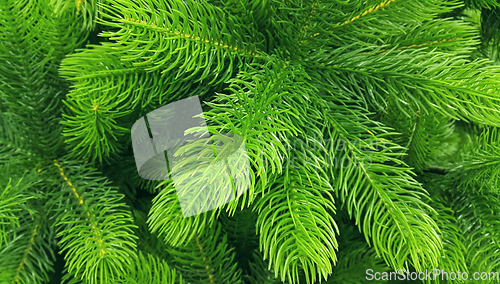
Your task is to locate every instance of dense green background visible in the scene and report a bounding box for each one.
[1,0,500,283]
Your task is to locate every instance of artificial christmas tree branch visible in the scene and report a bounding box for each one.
[2,0,500,283]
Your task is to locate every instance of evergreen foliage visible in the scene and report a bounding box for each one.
[1,0,500,283]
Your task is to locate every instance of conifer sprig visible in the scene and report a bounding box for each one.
[50,159,138,284]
